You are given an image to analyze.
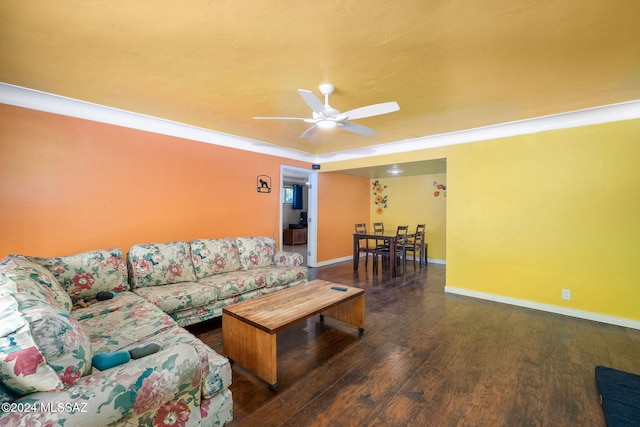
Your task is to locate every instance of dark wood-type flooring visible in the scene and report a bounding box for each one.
[187,260,640,426]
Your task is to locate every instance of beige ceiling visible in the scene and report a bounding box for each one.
[1,0,639,157]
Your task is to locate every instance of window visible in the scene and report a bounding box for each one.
[283,186,294,204]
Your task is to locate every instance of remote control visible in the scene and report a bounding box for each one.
[331,286,348,292]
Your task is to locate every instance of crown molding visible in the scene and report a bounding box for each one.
[0,83,313,161]
[2,83,639,165]
[316,99,640,163]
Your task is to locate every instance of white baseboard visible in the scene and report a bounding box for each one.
[308,255,353,268]
[444,286,640,330]
[404,255,446,265]
[310,254,446,268]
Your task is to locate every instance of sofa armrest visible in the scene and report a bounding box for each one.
[0,344,203,427]
[274,251,304,267]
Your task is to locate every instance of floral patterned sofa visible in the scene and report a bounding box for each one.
[0,236,307,426]
[127,236,308,327]
[0,249,235,426]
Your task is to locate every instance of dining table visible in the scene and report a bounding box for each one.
[353,230,423,277]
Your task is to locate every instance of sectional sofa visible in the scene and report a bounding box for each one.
[127,237,308,326]
[0,236,308,426]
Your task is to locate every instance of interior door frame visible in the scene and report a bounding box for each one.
[280,165,318,267]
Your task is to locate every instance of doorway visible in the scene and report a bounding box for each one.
[280,165,318,267]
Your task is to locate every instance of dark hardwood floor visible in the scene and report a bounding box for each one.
[187,261,640,426]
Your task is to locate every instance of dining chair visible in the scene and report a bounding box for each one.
[373,225,409,273]
[354,223,376,267]
[371,221,386,251]
[403,224,426,269]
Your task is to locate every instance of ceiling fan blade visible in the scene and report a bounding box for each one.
[298,89,327,116]
[339,122,376,136]
[300,125,318,138]
[253,116,308,120]
[343,101,400,121]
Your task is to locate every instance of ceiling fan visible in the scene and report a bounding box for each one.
[254,83,400,138]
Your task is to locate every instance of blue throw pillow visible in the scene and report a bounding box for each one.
[92,351,131,371]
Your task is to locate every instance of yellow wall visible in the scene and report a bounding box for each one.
[445,119,640,320]
[321,119,640,322]
[369,174,447,261]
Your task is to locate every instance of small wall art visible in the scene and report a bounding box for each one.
[257,175,271,193]
[433,180,447,197]
[372,179,388,214]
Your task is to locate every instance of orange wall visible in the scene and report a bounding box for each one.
[0,104,310,257]
[316,172,370,262]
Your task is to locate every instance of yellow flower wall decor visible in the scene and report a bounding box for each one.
[372,180,388,214]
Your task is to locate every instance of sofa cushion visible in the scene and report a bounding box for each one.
[141,326,232,400]
[128,241,197,289]
[133,282,219,315]
[197,270,267,299]
[0,343,205,427]
[169,303,226,327]
[0,294,92,395]
[235,237,277,270]
[0,256,72,313]
[71,291,148,321]
[81,298,177,354]
[274,250,305,268]
[259,265,309,288]
[190,238,242,278]
[29,248,129,299]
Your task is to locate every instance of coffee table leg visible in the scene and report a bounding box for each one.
[353,235,359,272]
[321,294,365,331]
[223,313,277,388]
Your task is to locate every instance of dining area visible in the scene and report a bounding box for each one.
[352,222,427,277]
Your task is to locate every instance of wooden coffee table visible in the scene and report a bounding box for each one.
[222,279,365,391]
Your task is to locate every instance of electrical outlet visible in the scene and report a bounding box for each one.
[562,289,571,300]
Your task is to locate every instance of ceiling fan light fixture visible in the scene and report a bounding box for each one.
[253,83,399,138]
[317,120,337,129]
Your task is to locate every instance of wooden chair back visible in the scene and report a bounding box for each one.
[395,225,409,247]
[414,224,426,244]
[354,223,372,249]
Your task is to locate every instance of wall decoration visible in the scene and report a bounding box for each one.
[433,180,447,197]
[257,175,271,193]
[372,179,388,214]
